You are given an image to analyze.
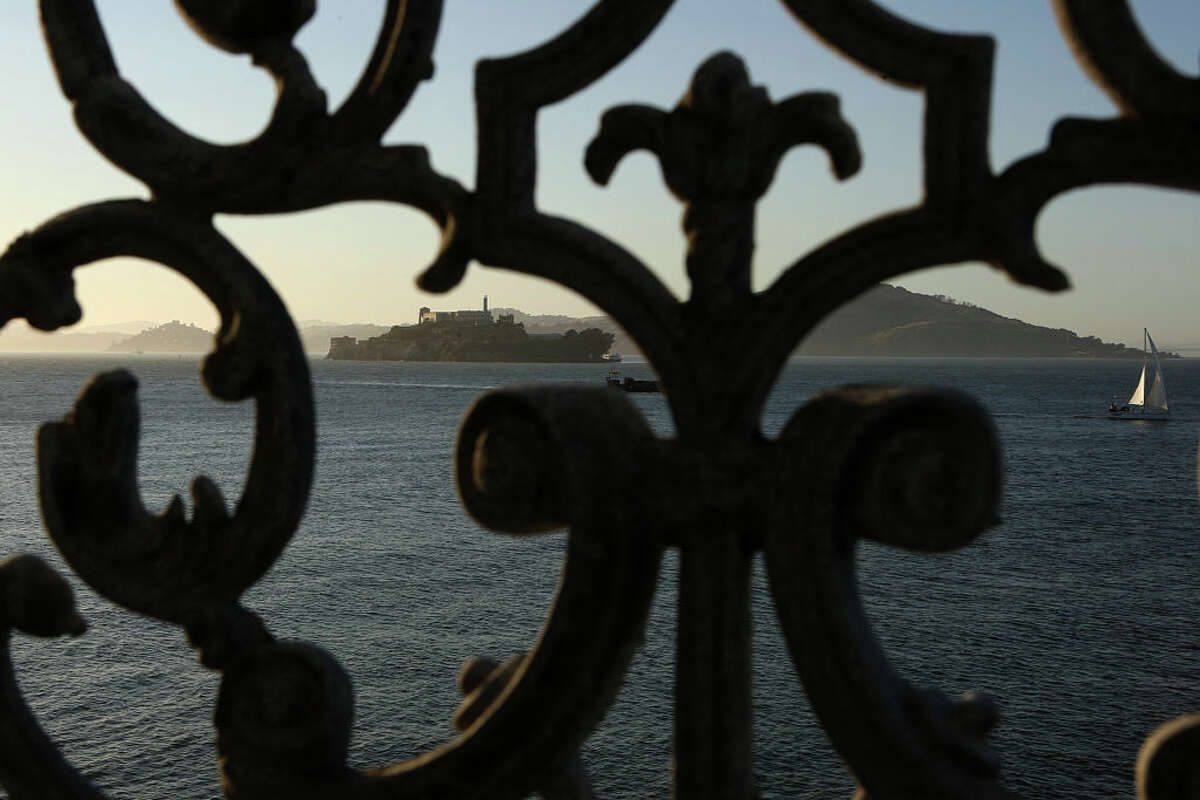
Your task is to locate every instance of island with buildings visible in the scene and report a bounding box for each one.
[327,297,616,362]
[107,320,212,353]
[1,286,1174,358]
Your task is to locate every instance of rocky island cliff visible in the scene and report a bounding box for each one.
[327,298,615,362]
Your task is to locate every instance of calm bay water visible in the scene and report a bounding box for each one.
[0,354,1197,798]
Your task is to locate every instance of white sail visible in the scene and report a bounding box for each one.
[1145,329,1168,410]
[1111,328,1169,419]
[1128,365,1146,406]
[1148,370,1168,410]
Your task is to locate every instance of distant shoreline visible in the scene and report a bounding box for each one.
[0,284,1184,359]
[0,351,1187,361]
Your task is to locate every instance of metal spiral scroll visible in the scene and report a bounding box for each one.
[0,0,1194,798]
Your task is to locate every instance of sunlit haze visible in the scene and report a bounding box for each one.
[1,2,1197,349]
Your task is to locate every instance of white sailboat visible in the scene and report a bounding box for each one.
[1108,328,1169,420]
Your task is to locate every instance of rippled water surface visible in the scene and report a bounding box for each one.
[0,355,1197,798]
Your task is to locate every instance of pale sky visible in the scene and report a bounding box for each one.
[1,2,1197,348]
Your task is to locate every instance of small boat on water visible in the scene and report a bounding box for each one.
[1108,328,1169,421]
[602,351,622,362]
[605,367,661,393]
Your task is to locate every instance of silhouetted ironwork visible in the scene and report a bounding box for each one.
[0,1,1196,797]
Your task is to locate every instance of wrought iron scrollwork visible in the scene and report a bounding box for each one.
[0,554,93,799]
[0,0,1196,797]
[767,387,1006,799]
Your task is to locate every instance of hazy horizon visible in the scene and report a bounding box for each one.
[1,3,1197,349]
[7,291,1200,355]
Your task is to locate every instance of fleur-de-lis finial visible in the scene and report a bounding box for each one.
[586,51,861,311]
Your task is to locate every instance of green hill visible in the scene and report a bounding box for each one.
[798,285,1156,358]
[501,286,1161,359]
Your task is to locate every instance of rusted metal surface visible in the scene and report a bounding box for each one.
[0,1,1195,797]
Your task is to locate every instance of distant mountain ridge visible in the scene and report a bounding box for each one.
[799,285,1164,358]
[0,327,125,352]
[0,287,1170,357]
[297,324,389,354]
[498,286,1164,358]
[100,322,390,355]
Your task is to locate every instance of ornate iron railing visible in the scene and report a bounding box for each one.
[0,1,1196,797]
